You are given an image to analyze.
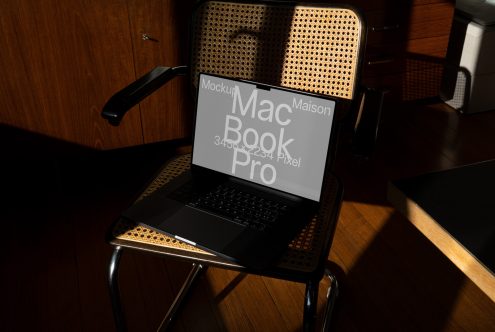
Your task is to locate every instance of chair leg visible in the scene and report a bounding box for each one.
[157,263,205,332]
[108,246,126,332]
[303,279,319,332]
[322,269,339,331]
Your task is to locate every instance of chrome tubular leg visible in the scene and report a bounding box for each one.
[108,246,126,332]
[157,263,204,332]
[322,269,339,331]
[303,279,319,332]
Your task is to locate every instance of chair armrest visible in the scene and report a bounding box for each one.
[101,65,188,126]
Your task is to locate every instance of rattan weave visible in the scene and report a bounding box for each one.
[191,1,362,99]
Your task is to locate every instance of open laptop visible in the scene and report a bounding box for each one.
[122,73,338,269]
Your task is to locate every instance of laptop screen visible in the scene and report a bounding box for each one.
[192,73,336,201]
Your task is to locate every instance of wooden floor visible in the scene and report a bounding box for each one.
[1,101,494,331]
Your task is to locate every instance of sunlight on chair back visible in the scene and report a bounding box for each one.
[190,1,364,100]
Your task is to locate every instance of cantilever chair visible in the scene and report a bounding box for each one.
[102,1,365,331]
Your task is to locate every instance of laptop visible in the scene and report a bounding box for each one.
[122,73,338,269]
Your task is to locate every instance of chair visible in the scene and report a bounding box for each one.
[103,1,365,330]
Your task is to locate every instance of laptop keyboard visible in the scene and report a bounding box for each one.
[183,183,289,231]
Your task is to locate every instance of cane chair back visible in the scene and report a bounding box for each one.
[190,1,363,101]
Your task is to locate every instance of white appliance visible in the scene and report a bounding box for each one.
[441,0,495,113]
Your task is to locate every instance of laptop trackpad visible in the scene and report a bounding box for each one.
[160,207,243,250]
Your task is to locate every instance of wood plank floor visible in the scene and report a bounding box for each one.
[1,101,494,331]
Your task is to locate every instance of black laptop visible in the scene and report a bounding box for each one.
[122,73,337,269]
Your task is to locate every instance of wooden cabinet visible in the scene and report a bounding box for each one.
[0,0,193,150]
[0,1,454,149]
[127,0,193,144]
[352,0,455,101]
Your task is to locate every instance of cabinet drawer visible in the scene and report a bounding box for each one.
[345,0,451,12]
[365,9,408,46]
[366,3,454,46]
[362,57,445,101]
[408,2,454,40]
[364,44,405,75]
[406,35,449,58]
[364,35,450,76]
